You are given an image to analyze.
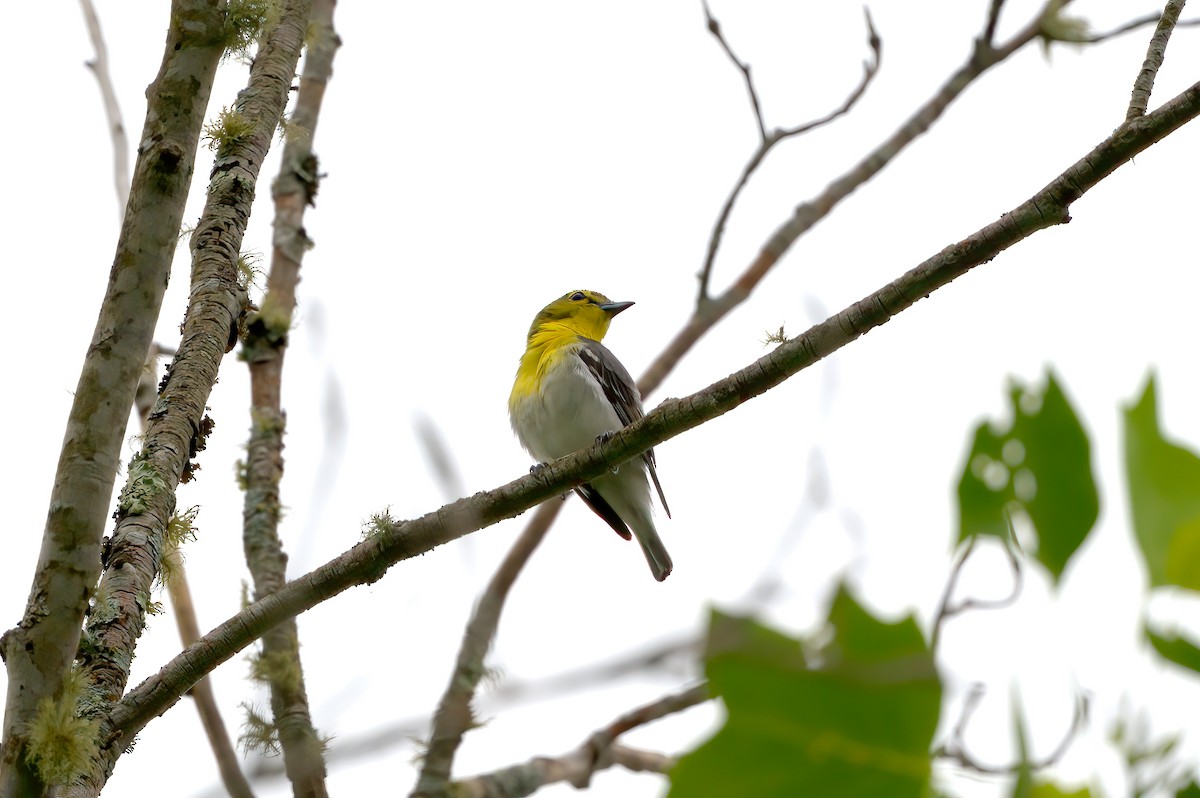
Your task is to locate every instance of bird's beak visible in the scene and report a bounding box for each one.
[599,300,634,316]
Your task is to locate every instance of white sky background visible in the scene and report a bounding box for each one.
[2,1,1199,796]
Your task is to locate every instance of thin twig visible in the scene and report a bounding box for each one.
[449,683,710,797]
[220,635,697,791]
[166,568,256,798]
[1127,0,1187,119]
[701,0,765,139]
[929,534,1023,651]
[137,345,254,798]
[644,0,1091,397]
[412,500,564,796]
[935,686,1090,775]
[1082,12,1198,44]
[108,77,1200,760]
[77,0,130,215]
[580,682,711,785]
[697,7,881,303]
[982,0,1008,45]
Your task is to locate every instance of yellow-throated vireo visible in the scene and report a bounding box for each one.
[508,290,673,581]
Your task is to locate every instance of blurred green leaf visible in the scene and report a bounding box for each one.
[1144,622,1200,674]
[1030,784,1092,798]
[671,584,940,798]
[956,369,1098,583]
[1123,375,1200,590]
[1176,781,1200,798]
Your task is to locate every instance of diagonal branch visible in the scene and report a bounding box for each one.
[136,346,254,798]
[104,78,1200,758]
[411,8,1180,792]
[697,6,881,302]
[239,0,339,794]
[646,0,1077,397]
[1127,0,1187,119]
[413,500,563,796]
[449,683,709,798]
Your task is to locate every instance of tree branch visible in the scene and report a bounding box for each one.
[1127,0,1187,120]
[449,683,709,798]
[77,0,130,216]
[929,534,1023,651]
[935,684,1089,775]
[644,0,1068,397]
[99,79,1200,763]
[239,0,339,794]
[0,1,225,793]
[62,1,313,794]
[137,346,253,798]
[413,500,563,795]
[697,5,881,303]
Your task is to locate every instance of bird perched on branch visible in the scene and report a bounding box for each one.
[508,290,673,581]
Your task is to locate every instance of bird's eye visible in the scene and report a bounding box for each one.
[570,291,586,302]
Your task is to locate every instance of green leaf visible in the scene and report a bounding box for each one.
[956,369,1099,583]
[1144,621,1200,674]
[1176,781,1200,798]
[671,585,941,798]
[1030,784,1093,798]
[1123,374,1200,589]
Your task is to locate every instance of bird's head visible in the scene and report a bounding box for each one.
[526,290,633,343]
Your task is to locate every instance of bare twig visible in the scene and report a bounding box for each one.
[982,0,1007,45]
[697,6,881,303]
[644,0,1091,397]
[929,534,1023,651]
[935,685,1089,775]
[449,683,710,797]
[1082,12,1199,44]
[77,0,130,215]
[107,78,1200,762]
[413,500,563,796]
[578,682,711,785]
[701,0,766,139]
[166,567,256,798]
[137,345,253,798]
[453,744,672,798]
[239,0,340,794]
[1127,0,1187,119]
[215,635,697,792]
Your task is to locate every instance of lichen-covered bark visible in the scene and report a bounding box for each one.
[241,2,339,793]
[61,2,313,795]
[0,3,224,795]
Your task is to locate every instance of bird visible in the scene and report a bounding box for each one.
[508,289,673,581]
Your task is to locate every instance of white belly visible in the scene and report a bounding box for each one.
[510,351,623,463]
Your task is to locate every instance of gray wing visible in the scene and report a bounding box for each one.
[577,339,671,518]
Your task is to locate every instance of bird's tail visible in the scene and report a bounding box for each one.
[630,521,673,582]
